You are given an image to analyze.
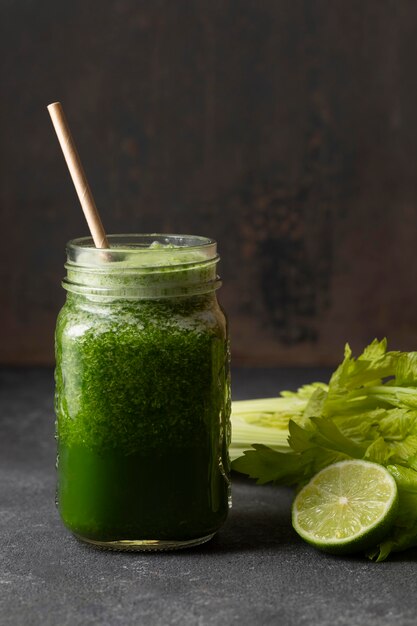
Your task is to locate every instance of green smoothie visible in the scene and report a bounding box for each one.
[55,235,231,549]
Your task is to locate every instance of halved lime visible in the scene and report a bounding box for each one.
[292,460,398,555]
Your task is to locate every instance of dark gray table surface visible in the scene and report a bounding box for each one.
[1,367,416,626]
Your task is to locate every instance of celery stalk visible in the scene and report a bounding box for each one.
[230,389,321,461]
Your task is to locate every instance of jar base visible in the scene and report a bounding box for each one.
[73,532,216,552]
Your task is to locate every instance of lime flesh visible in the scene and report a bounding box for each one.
[292,460,398,555]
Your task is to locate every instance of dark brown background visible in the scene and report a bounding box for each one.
[2,0,417,366]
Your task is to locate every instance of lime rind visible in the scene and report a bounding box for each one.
[292,460,399,554]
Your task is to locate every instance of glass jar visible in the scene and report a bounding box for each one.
[54,234,231,550]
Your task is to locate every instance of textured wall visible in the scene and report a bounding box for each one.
[2,1,417,365]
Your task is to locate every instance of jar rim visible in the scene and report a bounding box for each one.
[68,233,216,258]
[69,233,216,248]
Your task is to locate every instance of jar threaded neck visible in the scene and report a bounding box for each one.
[63,234,221,299]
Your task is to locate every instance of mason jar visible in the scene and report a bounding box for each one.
[54,234,231,550]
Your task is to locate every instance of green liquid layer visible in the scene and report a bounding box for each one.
[58,444,228,541]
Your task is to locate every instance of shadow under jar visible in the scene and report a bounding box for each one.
[54,234,231,550]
